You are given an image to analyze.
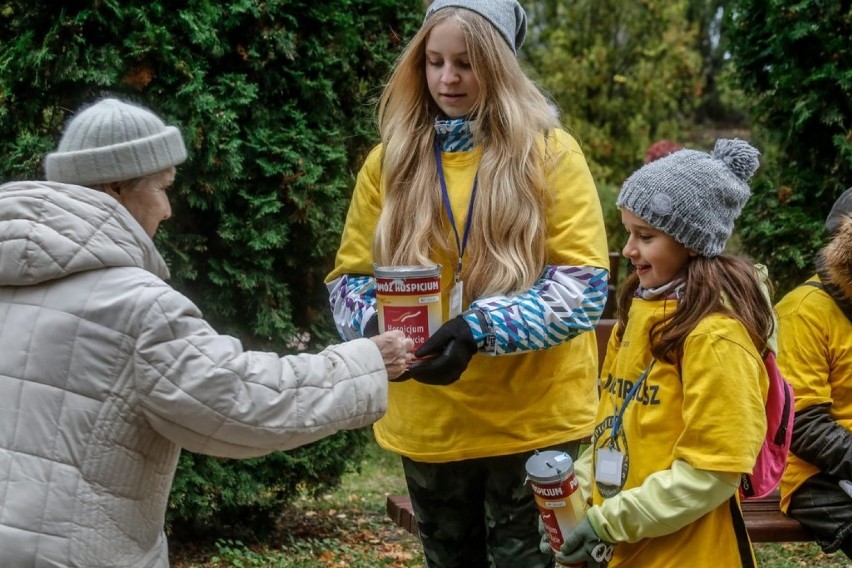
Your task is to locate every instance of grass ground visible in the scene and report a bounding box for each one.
[169,436,422,568]
[170,435,851,567]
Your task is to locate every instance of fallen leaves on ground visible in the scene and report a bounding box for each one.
[170,502,422,568]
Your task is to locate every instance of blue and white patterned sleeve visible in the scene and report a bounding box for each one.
[463,265,608,355]
[326,274,378,341]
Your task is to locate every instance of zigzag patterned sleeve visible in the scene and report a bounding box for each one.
[326,274,378,341]
[463,265,608,355]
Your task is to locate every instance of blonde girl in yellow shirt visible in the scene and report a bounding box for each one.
[326,0,610,566]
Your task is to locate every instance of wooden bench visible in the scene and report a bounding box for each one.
[386,490,811,543]
[741,490,811,542]
[386,318,812,544]
[602,252,622,320]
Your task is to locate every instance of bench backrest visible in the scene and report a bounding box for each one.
[595,318,617,374]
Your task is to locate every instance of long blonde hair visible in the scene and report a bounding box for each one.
[373,7,560,300]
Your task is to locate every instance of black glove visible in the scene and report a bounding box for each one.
[362,314,379,338]
[404,315,477,386]
[556,517,614,568]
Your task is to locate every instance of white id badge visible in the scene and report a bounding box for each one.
[595,447,624,486]
[449,280,463,318]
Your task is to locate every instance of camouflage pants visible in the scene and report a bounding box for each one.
[401,440,582,568]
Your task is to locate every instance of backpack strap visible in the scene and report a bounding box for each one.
[729,496,756,568]
[801,281,852,324]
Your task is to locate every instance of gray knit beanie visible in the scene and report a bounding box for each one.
[425,0,527,54]
[44,98,187,187]
[826,187,852,235]
[616,139,761,257]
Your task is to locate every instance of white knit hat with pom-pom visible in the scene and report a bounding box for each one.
[616,138,761,257]
[44,97,186,187]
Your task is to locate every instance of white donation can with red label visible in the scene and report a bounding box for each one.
[525,450,588,566]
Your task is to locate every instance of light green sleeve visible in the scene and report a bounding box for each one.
[586,460,740,543]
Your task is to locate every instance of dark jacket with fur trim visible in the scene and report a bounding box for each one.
[777,216,852,512]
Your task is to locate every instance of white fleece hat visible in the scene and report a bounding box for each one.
[44,97,187,186]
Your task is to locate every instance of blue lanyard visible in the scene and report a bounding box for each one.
[609,359,656,445]
[433,140,478,278]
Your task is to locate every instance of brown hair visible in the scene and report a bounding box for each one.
[615,255,774,363]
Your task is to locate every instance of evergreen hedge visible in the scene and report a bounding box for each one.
[0,0,419,536]
[726,0,852,292]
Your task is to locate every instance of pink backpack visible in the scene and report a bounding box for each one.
[739,351,795,500]
[679,349,794,499]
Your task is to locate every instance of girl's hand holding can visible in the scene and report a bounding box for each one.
[370,330,415,380]
[556,516,613,568]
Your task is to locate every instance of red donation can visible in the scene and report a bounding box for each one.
[374,264,442,354]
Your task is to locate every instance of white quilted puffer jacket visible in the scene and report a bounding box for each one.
[0,181,388,567]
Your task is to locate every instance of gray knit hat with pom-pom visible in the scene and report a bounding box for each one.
[616,138,760,257]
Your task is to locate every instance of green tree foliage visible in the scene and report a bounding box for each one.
[525,0,704,185]
[726,0,852,292]
[0,0,420,536]
[167,428,370,539]
[686,0,745,124]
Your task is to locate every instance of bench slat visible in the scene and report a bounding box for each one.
[741,492,811,542]
[387,495,419,536]
[387,493,811,543]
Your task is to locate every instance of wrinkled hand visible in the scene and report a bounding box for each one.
[404,315,477,386]
[370,330,415,381]
[556,517,614,568]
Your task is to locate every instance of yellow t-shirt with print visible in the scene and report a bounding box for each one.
[592,299,767,567]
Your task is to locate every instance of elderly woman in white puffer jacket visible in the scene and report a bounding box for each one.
[0,97,413,568]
